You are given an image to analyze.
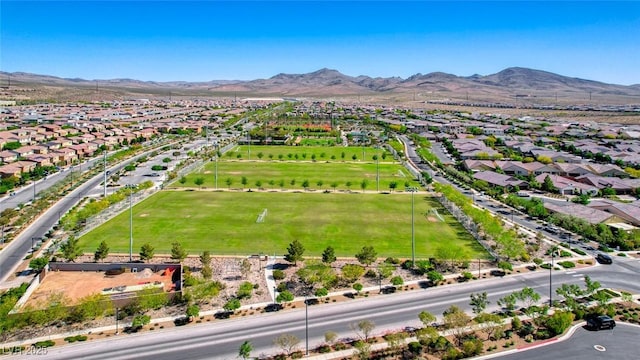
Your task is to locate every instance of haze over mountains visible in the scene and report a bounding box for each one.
[2,67,640,103]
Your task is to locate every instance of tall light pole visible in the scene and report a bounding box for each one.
[375,153,379,193]
[103,150,108,197]
[32,179,36,201]
[304,295,309,357]
[215,143,219,190]
[129,185,133,262]
[549,246,557,307]
[406,187,418,266]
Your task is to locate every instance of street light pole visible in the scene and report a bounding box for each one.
[115,307,119,335]
[406,187,417,267]
[215,144,219,190]
[129,186,133,262]
[305,295,309,357]
[549,248,555,307]
[103,150,107,197]
[376,154,379,193]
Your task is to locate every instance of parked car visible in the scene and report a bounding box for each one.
[586,315,616,330]
[596,253,613,264]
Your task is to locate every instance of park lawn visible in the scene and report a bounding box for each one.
[174,160,419,191]
[78,191,488,260]
[224,145,392,163]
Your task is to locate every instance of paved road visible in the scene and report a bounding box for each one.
[0,140,191,282]
[496,323,640,360]
[13,258,640,360]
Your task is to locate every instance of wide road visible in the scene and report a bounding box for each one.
[17,257,640,360]
[0,140,186,282]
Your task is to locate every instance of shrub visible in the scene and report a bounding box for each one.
[391,276,404,286]
[64,335,88,343]
[558,261,575,268]
[497,261,513,271]
[364,269,377,278]
[572,248,587,255]
[273,269,285,280]
[317,344,331,353]
[408,341,423,354]
[533,258,544,265]
[33,340,55,348]
[540,263,552,270]
[384,257,401,265]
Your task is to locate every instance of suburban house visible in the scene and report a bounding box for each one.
[472,171,529,190]
[544,202,624,225]
[588,199,640,227]
[534,173,599,195]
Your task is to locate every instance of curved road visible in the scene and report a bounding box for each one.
[0,141,185,282]
[11,258,640,359]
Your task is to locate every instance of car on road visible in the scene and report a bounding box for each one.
[596,253,613,264]
[586,315,616,330]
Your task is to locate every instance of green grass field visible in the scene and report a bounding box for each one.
[175,160,419,191]
[78,191,487,259]
[225,145,390,163]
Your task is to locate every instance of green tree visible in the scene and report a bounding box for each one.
[419,310,436,327]
[241,176,248,189]
[255,180,262,189]
[276,290,294,303]
[442,305,471,345]
[223,298,241,312]
[139,242,155,262]
[60,236,82,262]
[238,341,253,360]
[273,333,300,357]
[29,256,50,272]
[330,181,339,192]
[542,175,556,193]
[377,262,394,279]
[170,242,187,262]
[389,181,398,192]
[94,241,109,262]
[321,246,336,265]
[302,179,310,190]
[360,179,368,193]
[545,311,575,336]
[470,292,489,315]
[179,176,187,184]
[355,246,377,266]
[353,283,363,294]
[186,304,200,320]
[225,177,233,189]
[199,251,211,267]
[284,240,305,266]
[194,177,205,188]
[351,319,376,342]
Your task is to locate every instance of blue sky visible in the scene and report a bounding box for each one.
[2,1,639,84]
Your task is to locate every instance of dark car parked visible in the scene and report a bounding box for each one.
[586,315,616,330]
[596,253,613,264]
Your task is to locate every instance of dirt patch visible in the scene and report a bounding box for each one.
[25,269,174,309]
[139,213,149,217]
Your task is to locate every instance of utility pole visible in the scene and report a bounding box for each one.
[129,185,133,262]
[103,150,107,197]
[406,187,418,266]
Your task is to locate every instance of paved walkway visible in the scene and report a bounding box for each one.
[265,256,277,301]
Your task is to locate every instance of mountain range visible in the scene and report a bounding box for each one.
[2,67,640,103]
